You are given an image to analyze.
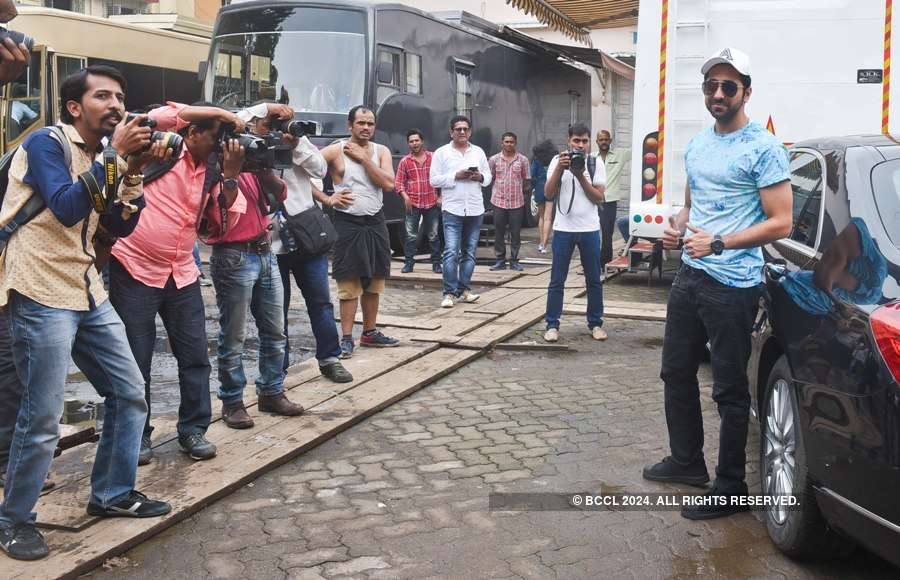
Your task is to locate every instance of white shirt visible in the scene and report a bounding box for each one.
[430,142,493,217]
[548,154,606,232]
[271,136,328,254]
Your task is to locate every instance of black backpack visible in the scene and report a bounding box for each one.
[0,126,71,253]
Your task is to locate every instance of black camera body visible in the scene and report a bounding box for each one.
[567,149,586,173]
[222,129,293,172]
[0,28,34,52]
[124,113,184,157]
[270,117,319,138]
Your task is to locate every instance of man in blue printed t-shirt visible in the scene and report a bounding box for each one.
[641,48,793,520]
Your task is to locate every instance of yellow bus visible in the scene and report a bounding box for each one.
[1,7,209,154]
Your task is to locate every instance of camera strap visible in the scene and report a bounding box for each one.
[555,172,577,216]
[79,146,118,214]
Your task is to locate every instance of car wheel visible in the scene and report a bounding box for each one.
[523,190,538,228]
[760,355,852,558]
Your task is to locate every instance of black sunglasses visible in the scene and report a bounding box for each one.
[702,79,742,98]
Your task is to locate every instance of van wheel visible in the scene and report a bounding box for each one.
[760,356,852,558]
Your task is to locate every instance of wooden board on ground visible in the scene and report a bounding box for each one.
[382,261,523,286]
[494,341,574,352]
[453,299,547,350]
[335,312,441,330]
[463,288,545,316]
[563,302,667,322]
[7,348,481,580]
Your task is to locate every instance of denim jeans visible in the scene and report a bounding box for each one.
[192,241,203,269]
[277,252,341,370]
[661,264,762,491]
[0,308,24,473]
[0,294,147,526]
[545,230,604,330]
[404,205,441,265]
[616,216,630,242]
[108,257,212,438]
[211,247,286,404]
[442,212,483,297]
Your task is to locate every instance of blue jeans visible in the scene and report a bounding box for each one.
[545,230,604,330]
[277,252,341,370]
[192,241,202,269]
[108,257,212,438]
[211,248,286,404]
[0,308,24,473]
[0,294,147,526]
[442,212,483,297]
[616,216,630,242]
[404,205,441,264]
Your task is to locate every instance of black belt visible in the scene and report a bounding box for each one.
[216,239,271,254]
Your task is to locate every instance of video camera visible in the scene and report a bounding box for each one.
[270,117,319,138]
[124,113,184,157]
[0,28,33,52]
[220,124,293,172]
[566,149,586,173]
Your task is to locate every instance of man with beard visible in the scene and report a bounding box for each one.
[641,48,792,519]
[593,130,631,269]
[396,129,441,274]
[322,106,398,359]
[0,66,172,561]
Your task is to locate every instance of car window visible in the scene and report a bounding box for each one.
[870,159,900,248]
[788,151,824,248]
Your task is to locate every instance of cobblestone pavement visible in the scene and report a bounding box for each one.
[93,317,894,579]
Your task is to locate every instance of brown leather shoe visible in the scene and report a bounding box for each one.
[222,401,255,429]
[258,392,304,416]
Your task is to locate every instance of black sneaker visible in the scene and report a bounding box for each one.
[138,434,153,466]
[400,262,414,273]
[489,260,507,271]
[86,490,172,518]
[642,456,710,487]
[320,361,354,383]
[681,482,750,520]
[509,261,524,271]
[432,263,443,274]
[178,433,217,461]
[0,523,49,561]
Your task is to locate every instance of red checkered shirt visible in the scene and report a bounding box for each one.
[395,151,438,209]
[489,152,530,209]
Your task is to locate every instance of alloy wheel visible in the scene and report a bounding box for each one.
[764,378,797,525]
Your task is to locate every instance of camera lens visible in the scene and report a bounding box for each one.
[0,29,34,52]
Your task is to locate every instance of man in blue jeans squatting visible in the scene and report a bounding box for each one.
[642,48,792,519]
[430,115,492,309]
[542,123,608,343]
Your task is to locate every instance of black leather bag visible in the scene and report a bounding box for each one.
[284,205,337,256]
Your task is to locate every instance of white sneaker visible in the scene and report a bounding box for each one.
[538,245,548,254]
[459,290,480,303]
[441,295,455,308]
[543,328,559,342]
[592,326,608,341]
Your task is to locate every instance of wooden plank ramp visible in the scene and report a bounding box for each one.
[564,299,668,321]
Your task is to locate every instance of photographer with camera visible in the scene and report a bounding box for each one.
[542,123,607,344]
[206,103,307,429]
[108,101,248,464]
[0,66,173,561]
[238,101,353,385]
[0,0,30,86]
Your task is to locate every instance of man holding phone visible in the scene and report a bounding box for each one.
[430,115,492,308]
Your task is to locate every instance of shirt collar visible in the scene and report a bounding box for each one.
[61,123,102,154]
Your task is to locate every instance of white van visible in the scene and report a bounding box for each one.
[613,0,897,275]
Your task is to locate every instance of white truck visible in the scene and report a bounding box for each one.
[611,0,899,277]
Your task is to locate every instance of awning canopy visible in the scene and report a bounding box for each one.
[506,0,639,44]
[498,26,635,80]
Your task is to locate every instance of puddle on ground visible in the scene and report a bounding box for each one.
[62,399,104,428]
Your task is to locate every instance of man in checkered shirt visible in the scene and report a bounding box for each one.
[395,129,441,273]
[488,132,531,271]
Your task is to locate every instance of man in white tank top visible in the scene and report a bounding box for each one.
[321,106,398,359]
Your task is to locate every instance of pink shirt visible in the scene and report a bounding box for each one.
[112,103,247,288]
[207,173,286,245]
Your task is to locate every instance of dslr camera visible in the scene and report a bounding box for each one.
[220,124,292,172]
[566,149,586,173]
[0,28,33,52]
[124,113,184,157]
[270,117,319,138]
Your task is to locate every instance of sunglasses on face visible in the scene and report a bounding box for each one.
[452,127,470,133]
[702,79,742,98]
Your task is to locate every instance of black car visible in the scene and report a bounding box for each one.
[749,135,900,566]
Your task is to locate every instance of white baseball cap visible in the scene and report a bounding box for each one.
[701,47,751,76]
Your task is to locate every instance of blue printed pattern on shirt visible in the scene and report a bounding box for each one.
[682,121,790,287]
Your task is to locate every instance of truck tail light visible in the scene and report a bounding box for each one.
[871,302,900,384]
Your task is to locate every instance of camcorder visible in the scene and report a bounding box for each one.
[124,113,184,158]
[270,117,319,138]
[218,123,293,172]
[566,149,586,173]
[0,28,34,52]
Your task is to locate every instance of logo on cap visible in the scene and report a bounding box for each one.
[719,48,733,61]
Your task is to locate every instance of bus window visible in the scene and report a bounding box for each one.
[54,55,87,118]
[6,51,43,143]
[376,47,401,106]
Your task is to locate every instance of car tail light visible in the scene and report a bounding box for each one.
[871,302,900,383]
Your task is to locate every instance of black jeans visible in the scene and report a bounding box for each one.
[108,257,212,438]
[661,264,761,491]
[493,206,524,262]
[598,200,617,268]
[0,308,23,473]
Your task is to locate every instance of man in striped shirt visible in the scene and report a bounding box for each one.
[395,129,441,273]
